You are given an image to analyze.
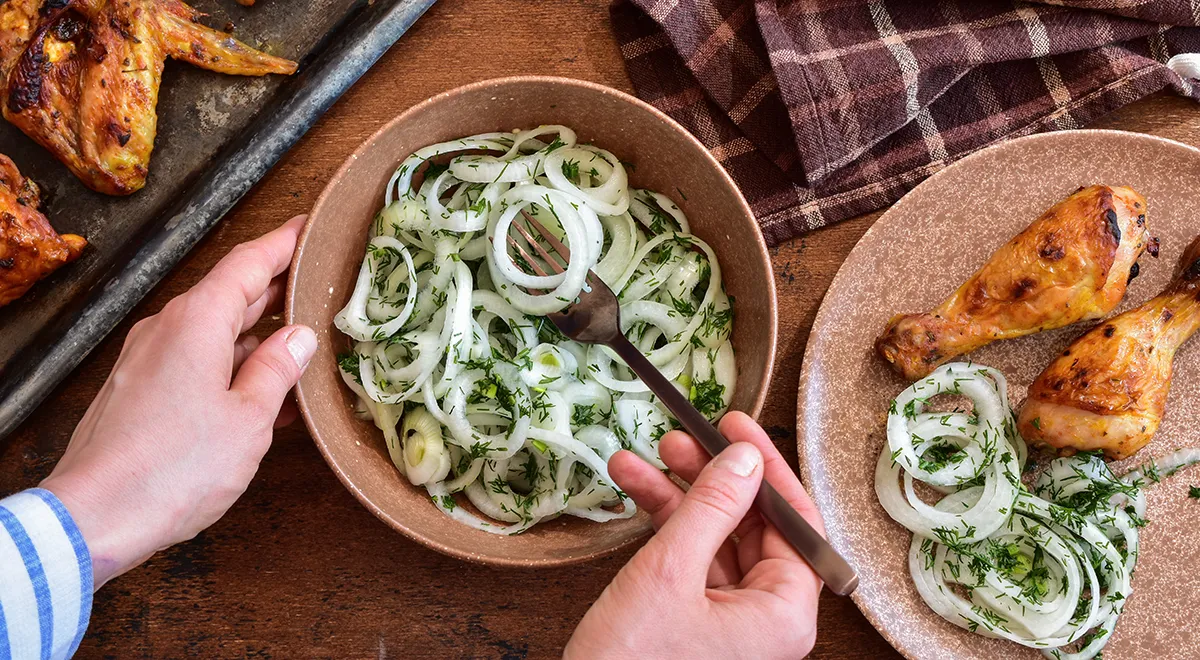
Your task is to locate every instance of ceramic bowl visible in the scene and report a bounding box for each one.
[286,76,777,566]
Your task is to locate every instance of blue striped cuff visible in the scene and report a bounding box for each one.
[0,489,93,660]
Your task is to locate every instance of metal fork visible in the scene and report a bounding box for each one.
[508,211,858,596]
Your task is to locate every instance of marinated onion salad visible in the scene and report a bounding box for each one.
[876,362,1200,659]
[334,126,737,534]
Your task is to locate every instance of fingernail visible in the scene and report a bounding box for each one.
[286,325,318,370]
[712,443,761,478]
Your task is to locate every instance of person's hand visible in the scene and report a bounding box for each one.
[566,412,824,659]
[41,215,316,588]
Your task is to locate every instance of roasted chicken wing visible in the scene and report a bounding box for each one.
[876,185,1156,380]
[0,154,86,306]
[1019,235,1200,460]
[0,0,296,195]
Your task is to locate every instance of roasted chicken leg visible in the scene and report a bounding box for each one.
[0,154,86,306]
[1019,235,1200,460]
[0,0,297,195]
[876,185,1156,380]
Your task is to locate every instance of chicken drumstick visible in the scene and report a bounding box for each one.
[1019,234,1200,460]
[876,185,1156,380]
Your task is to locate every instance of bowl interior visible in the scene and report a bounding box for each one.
[287,76,776,566]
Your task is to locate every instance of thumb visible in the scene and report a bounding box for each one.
[231,324,317,415]
[644,442,763,584]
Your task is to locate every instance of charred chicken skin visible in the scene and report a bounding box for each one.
[0,154,86,306]
[1019,235,1200,460]
[876,185,1156,380]
[0,0,296,195]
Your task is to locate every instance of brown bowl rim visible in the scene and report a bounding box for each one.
[285,74,778,567]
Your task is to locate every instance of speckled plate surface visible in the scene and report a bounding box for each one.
[797,130,1200,659]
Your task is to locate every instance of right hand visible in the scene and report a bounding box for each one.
[565,412,825,659]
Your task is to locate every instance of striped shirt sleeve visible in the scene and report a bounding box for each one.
[0,489,93,660]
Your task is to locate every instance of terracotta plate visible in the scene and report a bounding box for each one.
[797,130,1200,659]
[286,76,777,567]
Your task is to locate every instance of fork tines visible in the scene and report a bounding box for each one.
[519,210,573,262]
[510,211,566,276]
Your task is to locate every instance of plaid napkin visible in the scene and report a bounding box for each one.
[611,0,1200,245]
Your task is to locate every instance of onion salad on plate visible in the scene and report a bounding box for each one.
[876,362,1199,659]
[333,125,737,535]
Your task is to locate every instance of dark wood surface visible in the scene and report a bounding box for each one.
[5,0,1200,657]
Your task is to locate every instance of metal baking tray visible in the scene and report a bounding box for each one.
[0,0,437,439]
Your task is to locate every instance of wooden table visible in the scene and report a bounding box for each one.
[5,1,1200,657]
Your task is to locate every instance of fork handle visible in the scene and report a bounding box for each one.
[608,335,859,596]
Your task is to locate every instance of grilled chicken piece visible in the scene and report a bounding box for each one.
[0,154,86,306]
[1019,235,1200,460]
[876,185,1156,380]
[0,0,296,195]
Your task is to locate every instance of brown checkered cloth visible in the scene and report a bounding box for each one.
[610,0,1200,245]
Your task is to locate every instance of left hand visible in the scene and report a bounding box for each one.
[41,215,315,587]
[565,412,824,659]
